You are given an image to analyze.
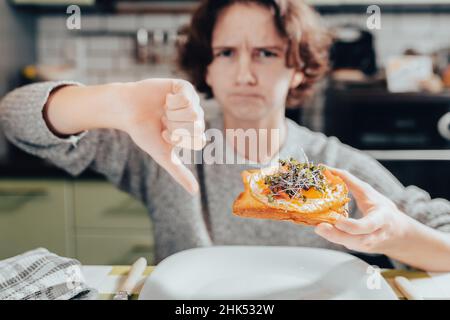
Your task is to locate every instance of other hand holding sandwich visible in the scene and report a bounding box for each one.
[314,167,413,255]
[315,167,450,272]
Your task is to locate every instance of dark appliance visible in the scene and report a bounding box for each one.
[324,85,450,200]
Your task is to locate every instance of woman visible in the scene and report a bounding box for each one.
[1,0,450,271]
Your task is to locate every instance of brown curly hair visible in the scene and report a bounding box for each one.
[177,0,332,108]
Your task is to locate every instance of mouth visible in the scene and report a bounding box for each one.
[229,93,264,100]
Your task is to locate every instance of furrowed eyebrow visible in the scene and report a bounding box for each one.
[254,46,285,53]
[212,46,234,51]
[212,46,285,52]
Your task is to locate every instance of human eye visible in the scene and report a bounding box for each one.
[255,49,278,58]
[214,49,234,58]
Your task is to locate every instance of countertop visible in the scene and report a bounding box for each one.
[0,142,103,179]
[0,142,449,179]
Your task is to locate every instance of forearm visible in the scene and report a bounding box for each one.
[386,215,450,272]
[44,83,125,136]
[0,81,107,176]
[45,79,173,136]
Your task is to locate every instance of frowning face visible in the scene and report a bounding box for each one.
[206,3,303,122]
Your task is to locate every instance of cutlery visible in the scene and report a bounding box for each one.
[113,257,147,300]
[394,276,424,300]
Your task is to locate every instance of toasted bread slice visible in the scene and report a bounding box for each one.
[233,169,349,226]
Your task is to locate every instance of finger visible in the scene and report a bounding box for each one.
[158,152,199,195]
[162,129,180,145]
[172,79,196,96]
[137,136,199,195]
[166,106,202,122]
[165,92,190,110]
[316,223,387,253]
[325,166,378,201]
[334,213,384,235]
[166,119,205,137]
[167,80,200,110]
[170,131,206,150]
[163,127,206,150]
[314,223,375,252]
[315,223,359,248]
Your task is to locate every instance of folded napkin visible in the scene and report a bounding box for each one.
[0,248,97,300]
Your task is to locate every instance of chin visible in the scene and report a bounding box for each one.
[223,101,271,121]
[228,106,269,121]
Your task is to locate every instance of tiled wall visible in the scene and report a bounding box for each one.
[37,14,192,85]
[0,2,35,95]
[36,12,450,85]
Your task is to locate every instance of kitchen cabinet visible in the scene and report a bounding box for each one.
[0,178,155,265]
[76,231,154,265]
[73,181,152,230]
[0,179,72,259]
[73,181,154,265]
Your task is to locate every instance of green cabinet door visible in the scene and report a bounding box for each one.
[73,181,154,265]
[0,179,71,260]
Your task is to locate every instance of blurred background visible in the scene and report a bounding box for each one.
[0,0,449,265]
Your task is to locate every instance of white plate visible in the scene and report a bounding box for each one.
[139,246,398,300]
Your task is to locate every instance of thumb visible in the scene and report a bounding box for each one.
[137,136,199,196]
[325,166,379,213]
[325,166,378,202]
[155,143,199,195]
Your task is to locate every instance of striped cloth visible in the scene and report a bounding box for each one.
[0,248,97,300]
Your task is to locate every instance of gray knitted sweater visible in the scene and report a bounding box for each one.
[1,81,449,264]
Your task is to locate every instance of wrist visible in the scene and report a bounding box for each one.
[385,212,450,271]
[90,82,133,131]
[45,79,175,136]
[115,78,173,130]
[381,211,419,258]
[44,82,131,135]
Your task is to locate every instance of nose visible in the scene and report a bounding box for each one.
[235,54,257,86]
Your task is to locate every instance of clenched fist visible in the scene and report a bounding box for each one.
[44,78,206,195]
[121,79,207,195]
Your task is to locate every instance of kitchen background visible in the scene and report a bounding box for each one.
[0,0,449,267]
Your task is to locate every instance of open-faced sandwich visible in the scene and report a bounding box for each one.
[233,157,350,226]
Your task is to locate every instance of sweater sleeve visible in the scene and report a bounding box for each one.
[323,136,450,233]
[0,81,159,207]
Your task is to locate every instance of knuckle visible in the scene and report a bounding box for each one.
[179,79,192,89]
[174,79,188,91]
